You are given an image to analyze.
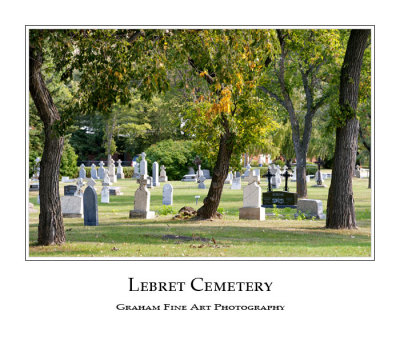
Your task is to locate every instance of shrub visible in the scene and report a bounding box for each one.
[145,139,212,181]
[60,141,79,178]
[157,205,174,216]
[306,164,318,175]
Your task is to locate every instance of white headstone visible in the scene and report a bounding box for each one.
[140,152,148,177]
[159,165,168,182]
[108,159,116,182]
[243,182,262,208]
[133,161,140,179]
[61,195,83,218]
[129,175,155,219]
[162,183,173,205]
[152,162,160,186]
[231,177,241,190]
[101,185,110,203]
[291,167,297,182]
[117,159,125,179]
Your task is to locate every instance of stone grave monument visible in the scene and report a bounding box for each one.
[140,152,148,177]
[133,161,140,179]
[198,175,206,189]
[117,159,125,179]
[152,161,160,186]
[79,163,86,179]
[61,194,83,218]
[159,165,168,182]
[262,167,297,208]
[98,161,106,179]
[83,178,98,226]
[231,177,241,190]
[101,183,110,203]
[108,159,117,183]
[64,185,77,196]
[224,171,233,184]
[90,163,98,179]
[297,199,326,219]
[239,182,265,220]
[270,164,281,189]
[129,175,155,219]
[162,183,173,205]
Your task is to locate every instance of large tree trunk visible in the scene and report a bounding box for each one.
[326,29,370,229]
[196,131,234,219]
[30,40,65,245]
[295,151,308,198]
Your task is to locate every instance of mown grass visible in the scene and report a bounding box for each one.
[28,171,372,258]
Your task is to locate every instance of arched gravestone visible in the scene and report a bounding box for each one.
[83,178,98,226]
[91,164,98,179]
[162,183,173,205]
[98,161,105,179]
[79,164,86,179]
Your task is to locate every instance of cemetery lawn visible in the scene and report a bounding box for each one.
[28,174,372,258]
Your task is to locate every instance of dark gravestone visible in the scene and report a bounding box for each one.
[64,185,77,196]
[83,181,98,226]
[262,191,298,208]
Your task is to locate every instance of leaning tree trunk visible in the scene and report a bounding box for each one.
[326,29,370,229]
[196,131,235,219]
[295,150,308,198]
[30,42,66,245]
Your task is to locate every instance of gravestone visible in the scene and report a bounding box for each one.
[224,171,233,184]
[61,176,69,182]
[262,191,298,208]
[61,195,83,218]
[162,183,173,205]
[242,164,251,177]
[235,171,241,178]
[254,169,261,177]
[98,161,106,179]
[197,165,204,178]
[75,178,85,197]
[108,159,117,183]
[198,175,206,189]
[109,187,122,196]
[103,173,112,186]
[133,161,140,179]
[83,178,98,226]
[182,173,198,182]
[64,185,77,196]
[129,175,155,219]
[90,164,98,179]
[203,169,211,179]
[101,185,110,203]
[147,176,153,189]
[117,159,125,179]
[270,164,281,189]
[297,199,325,219]
[188,167,195,175]
[152,162,160,186]
[291,167,297,182]
[248,170,260,184]
[239,182,265,220]
[231,177,241,190]
[79,164,86,179]
[140,152,148,177]
[159,165,168,182]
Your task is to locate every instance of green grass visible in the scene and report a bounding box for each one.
[28,172,372,258]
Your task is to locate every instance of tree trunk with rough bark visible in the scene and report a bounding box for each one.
[295,152,308,198]
[196,130,235,219]
[326,29,370,229]
[30,41,65,245]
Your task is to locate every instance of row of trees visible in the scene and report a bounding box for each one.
[29,28,370,245]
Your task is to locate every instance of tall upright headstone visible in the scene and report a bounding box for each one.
[117,159,125,179]
[159,165,168,182]
[101,184,110,203]
[140,152,148,177]
[162,183,173,205]
[129,175,155,219]
[103,173,112,186]
[75,178,85,197]
[90,163,98,179]
[83,178,98,226]
[108,159,116,183]
[152,162,160,186]
[133,161,140,179]
[98,161,105,179]
[291,167,297,182]
[79,164,86,179]
[270,164,281,189]
[224,171,233,184]
[239,182,265,220]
